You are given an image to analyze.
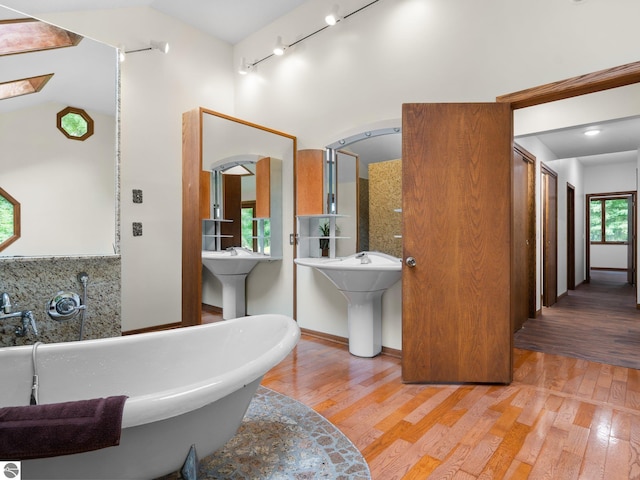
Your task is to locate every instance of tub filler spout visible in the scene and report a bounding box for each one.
[0,292,38,337]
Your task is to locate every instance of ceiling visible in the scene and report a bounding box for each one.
[0,0,309,44]
[518,115,640,166]
[1,0,639,166]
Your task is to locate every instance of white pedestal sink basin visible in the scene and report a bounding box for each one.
[295,252,401,357]
[202,248,271,319]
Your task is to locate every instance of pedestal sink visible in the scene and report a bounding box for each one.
[295,252,402,357]
[202,248,271,319]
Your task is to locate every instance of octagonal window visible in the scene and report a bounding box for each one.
[0,187,20,252]
[57,106,94,141]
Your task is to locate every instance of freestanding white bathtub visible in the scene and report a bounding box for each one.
[0,314,300,479]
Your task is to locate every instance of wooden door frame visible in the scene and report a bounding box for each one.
[541,164,558,307]
[497,60,640,315]
[567,183,576,290]
[513,143,537,319]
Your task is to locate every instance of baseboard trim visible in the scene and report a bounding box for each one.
[122,322,182,336]
[300,327,402,359]
[202,303,223,314]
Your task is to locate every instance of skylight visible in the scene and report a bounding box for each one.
[0,18,82,56]
[0,74,54,101]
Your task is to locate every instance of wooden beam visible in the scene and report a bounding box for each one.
[497,60,640,109]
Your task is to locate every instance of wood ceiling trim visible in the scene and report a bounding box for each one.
[497,60,640,109]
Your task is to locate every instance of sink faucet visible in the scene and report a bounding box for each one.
[0,292,38,337]
[226,246,238,256]
[356,252,372,264]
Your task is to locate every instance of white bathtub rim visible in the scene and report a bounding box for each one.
[121,333,299,427]
[5,314,300,428]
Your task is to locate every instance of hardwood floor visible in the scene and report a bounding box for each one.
[515,270,640,370]
[262,335,640,479]
[205,273,640,478]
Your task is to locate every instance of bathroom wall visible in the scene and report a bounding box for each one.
[233,0,640,348]
[0,256,120,347]
[31,7,235,331]
[15,1,640,340]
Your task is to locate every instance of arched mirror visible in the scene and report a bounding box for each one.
[182,108,296,325]
[325,127,402,258]
[0,8,118,257]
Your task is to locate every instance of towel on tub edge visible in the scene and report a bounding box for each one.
[0,395,128,460]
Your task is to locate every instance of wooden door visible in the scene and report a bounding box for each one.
[402,103,513,384]
[512,145,534,331]
[542,166,558,307]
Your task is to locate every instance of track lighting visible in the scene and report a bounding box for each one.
[240,0,379,74]
[238,57,252,75]
[273,36,286,56]
[125,40,170,55]
[150,40,170,54]
[325,5,341,26]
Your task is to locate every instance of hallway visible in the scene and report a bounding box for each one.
[514,270,640,370]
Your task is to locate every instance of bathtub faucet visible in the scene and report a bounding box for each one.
[1,292,11,314]
[0,293,38,337]
[356,252,372,264]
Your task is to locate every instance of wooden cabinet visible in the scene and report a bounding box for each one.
[296,149,324,216]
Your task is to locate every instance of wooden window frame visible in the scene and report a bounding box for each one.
[56,106,94,141]
[0,186,21,252]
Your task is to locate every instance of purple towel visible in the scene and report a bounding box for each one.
[0,396,127,460]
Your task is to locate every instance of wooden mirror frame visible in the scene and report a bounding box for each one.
[182,108,297,327]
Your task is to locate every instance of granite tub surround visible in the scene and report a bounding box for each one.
[0,255,121,346]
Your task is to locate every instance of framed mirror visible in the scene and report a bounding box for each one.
[326,127,402,258]
[182,108,296,326]
[0,8,119,257]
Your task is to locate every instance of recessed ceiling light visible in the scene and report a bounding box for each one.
[584,129,600,136]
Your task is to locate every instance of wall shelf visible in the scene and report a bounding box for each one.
[296,214,349,259]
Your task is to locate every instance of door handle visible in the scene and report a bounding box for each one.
[405,257,417,267]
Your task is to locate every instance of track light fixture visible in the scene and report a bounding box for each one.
[125,39,170,55]
[150,40,170,53]
[239,0,379,75]
[273,36,287,56]
[325,5,341,26]
[238,57,252,75]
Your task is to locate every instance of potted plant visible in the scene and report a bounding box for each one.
[319,221,330,256]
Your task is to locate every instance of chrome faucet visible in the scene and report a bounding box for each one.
[0,292,38,337]
[356,252,372,264]
[226,246,238,256]
[1,292,11,314]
